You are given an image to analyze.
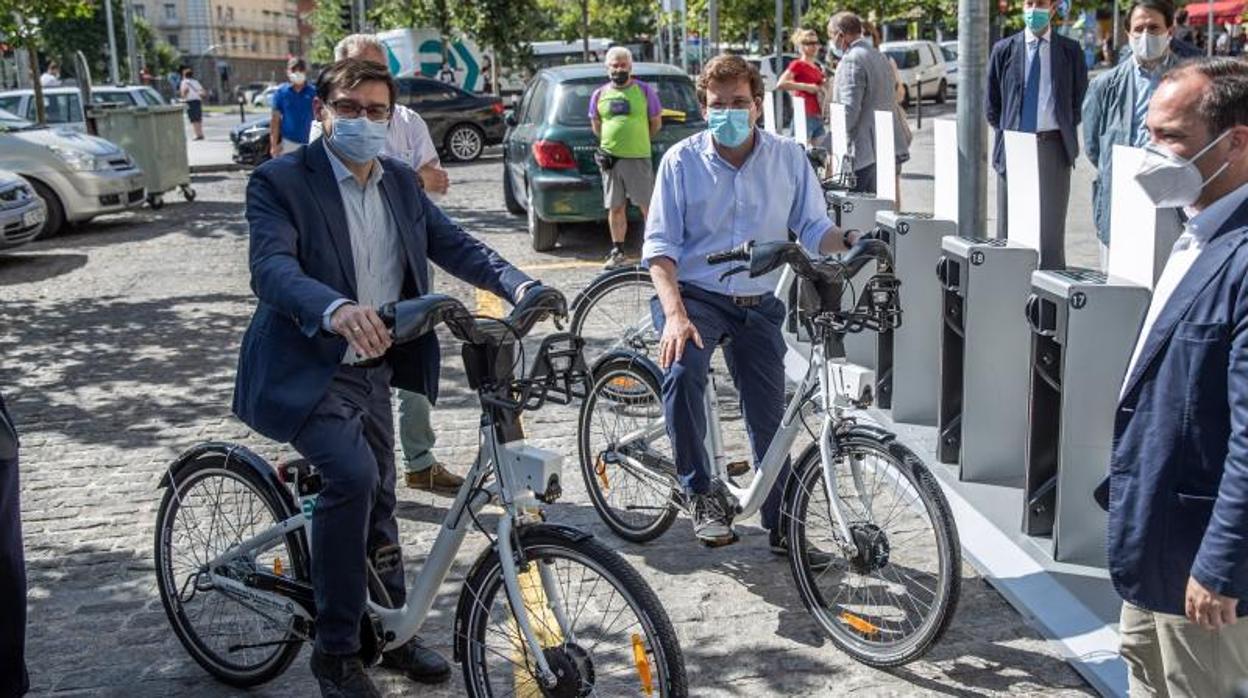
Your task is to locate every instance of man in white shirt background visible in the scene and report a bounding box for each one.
[311,34,461,494]
[39,62,61,88]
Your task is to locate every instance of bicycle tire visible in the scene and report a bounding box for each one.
[154,450,308,687]
[783,434,960,667]
[570,266,658,372]
[578,355,680,543]
[455,525,688,697]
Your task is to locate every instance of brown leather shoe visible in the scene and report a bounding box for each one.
[405,463,464,494]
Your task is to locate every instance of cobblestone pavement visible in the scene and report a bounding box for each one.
[2,152,1093,697]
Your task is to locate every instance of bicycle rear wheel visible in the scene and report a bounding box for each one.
[456,525,687,697]
[571,267,658,372]
[577,354,681,542]
[154,448,308,687]
[784,434,960,667]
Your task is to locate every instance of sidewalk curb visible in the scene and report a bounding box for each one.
[190,163,248,174]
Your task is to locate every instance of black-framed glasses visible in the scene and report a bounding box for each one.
[327,99,392,122]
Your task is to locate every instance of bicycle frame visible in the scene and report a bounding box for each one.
[614,337,865,553]
[197,412,572,685]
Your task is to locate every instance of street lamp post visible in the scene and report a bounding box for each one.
[956,0,990,238]
[103,0,121,85]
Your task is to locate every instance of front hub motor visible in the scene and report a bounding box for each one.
[540,643,594,698]
[848,523,890,574]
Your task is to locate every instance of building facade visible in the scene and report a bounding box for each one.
[133,0,302,101]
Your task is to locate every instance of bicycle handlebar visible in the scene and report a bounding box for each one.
[705,243,751,266]
[379,285,569,348]
[704,231,891,285]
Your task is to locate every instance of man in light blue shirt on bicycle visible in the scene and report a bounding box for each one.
[643,54,856,549]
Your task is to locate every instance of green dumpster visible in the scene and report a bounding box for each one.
[87,104,195,209]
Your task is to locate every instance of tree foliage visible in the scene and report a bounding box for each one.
[306,0,351,64]
[0,0,91,123]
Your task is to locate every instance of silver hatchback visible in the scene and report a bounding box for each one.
[0,170,46,251]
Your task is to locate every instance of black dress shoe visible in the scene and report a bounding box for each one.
[310,647,382,698]
[381,637,452,684]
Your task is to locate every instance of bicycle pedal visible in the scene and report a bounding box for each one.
[370,543,402,575]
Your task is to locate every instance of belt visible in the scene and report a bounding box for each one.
[730,294,766,308]
[1035,130,1063,142]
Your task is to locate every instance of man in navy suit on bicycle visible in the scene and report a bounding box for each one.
[233,59,535,697]
[644,55,855,550]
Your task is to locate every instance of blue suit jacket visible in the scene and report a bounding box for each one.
[985,30,1089,175]
[1101,196,1248,616]
[232,139,531,442]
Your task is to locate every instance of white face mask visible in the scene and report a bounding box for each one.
[289,71,306,85]
[1134,130,1231,208]
[1129,31,1169,62]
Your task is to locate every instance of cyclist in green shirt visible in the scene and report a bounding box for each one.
[589,47,662,269]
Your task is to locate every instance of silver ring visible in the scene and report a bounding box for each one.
[351,325,362,334]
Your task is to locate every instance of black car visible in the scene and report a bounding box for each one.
[232,77,507,167]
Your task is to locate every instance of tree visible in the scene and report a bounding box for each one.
[0,0,92,123]
[306,0,352,64]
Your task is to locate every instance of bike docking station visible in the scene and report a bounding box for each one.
[871,118,959,421]
[1022,145,1178,567]
[933,132,1048,481]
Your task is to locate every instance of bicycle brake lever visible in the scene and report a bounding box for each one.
[719,265,748,282]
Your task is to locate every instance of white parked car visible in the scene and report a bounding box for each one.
[0,107,145,238]
[0,86,168,132]
[940,41,959,91]
[252,84,280,108]
[879,40,950,105]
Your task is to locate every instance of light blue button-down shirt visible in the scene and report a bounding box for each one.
[642,129,833,297]
[1130,57,1164,147]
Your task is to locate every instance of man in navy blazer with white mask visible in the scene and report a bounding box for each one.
[234,59,535,697]
[1100,58,1248,697]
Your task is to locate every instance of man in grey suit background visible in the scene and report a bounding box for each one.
[828,11,908,194]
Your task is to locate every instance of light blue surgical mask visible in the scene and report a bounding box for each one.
[829,39,845,59]
[328,116,389,164]
[707,108,752,148]
[1023,7,1051,33]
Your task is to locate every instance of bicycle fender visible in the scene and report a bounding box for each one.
[779,424,899,538]
[159,441,295,513]
[591,349,664,386]
[569,266,648,314]
[452,523,594,662]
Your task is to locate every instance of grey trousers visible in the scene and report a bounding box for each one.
[1120,601,1248,697]
[397,388,437,472]
[995,136,1071,270]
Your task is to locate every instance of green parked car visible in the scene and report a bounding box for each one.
[502,63,706,251]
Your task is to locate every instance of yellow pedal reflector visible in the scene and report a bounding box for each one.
[631,633,654,696]
[839,611,880,637]
[272,557,283,577]
[595,456,610,490]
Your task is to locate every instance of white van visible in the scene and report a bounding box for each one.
[879,40,950,105]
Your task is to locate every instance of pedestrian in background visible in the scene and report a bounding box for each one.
[1083,0,1183,268]
[986,0,1088,268]
[270,57,316,158]
[827,11,908,193]
[0,392,27,697]
[179,67,206,141]
[1098,57,1248,697]
[316,33,459,495]
[590,46,661,270]
[39,61,60,88]
[776,28,827,142]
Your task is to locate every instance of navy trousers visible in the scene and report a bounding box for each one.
[651,285,790,531]
[851,163,877,194]
[291,365,405,656]
[0,394,27,697]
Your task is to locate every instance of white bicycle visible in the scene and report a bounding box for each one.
[576,238,961,667]
[154,287,688,696]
